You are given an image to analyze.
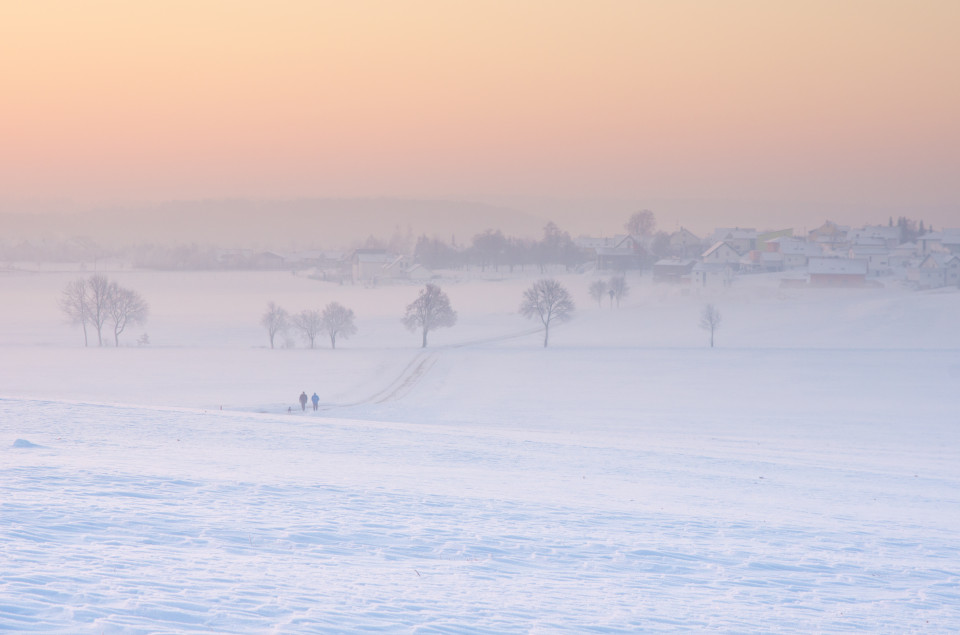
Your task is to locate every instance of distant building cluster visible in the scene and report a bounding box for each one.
[577,221,960,290]
[4,215,958,291]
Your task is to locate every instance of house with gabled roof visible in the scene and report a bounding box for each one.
[809,220,851,254]
[807,257,867,287]
[848,225,901,249]
[848,240,892,276]
[767,237,822,270]
[918,229,960,255]
[701,241,741,268]
[889,242,920,271]
[669,227,702,258]
[653,258,696,283]
[595,234,643,270]
[908,253,960,289]
[351,249,392,283]
[708,228,756,254]
[691,262,734,289]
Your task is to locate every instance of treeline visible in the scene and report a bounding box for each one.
[415,221,587,272]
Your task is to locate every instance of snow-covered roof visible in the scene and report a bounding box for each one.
[808,257,867,275]
[654,258,696,267]
[920,253,960,268]
[702,241,738,257]
[780,241,822,257]
[918,229,960,245]
[849,245,890,256]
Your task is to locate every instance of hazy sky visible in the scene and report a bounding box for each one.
[2,1,958,229]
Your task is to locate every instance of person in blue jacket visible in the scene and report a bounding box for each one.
[311,392,319,411]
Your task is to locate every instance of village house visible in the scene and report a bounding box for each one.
[908,253,960,289]
[351,249,392,283]
[691,262,734,289]
[918,229,960,255]
[595,234,643,271]
[767,237,822,270]
[848,225,901,249]
[741,249,784,273]
[756,228,793,251]
[888,242,920,271]
[668,228,702,258]
[807,257,868,287]
[652,258,696,283]
[701,241,742,269]
[708,228,756,255]
[808,221,851,254]
[848,239,892,276]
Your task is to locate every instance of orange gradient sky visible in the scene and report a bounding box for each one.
[2,1,958,227]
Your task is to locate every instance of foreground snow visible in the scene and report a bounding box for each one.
[1,270,959,632]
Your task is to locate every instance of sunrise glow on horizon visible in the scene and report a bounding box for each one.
[2,1,958,226]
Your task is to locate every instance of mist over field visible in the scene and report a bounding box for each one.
[3,0,960,631]
[3,257,960,631]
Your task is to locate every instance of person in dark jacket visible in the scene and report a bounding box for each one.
[311,392,319,411]
[299,391,308,411]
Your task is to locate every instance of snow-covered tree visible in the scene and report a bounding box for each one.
[520,278,574,347]
[403,283,457,348]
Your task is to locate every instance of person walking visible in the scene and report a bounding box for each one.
[311,392,319,411]
[299,391,308,411]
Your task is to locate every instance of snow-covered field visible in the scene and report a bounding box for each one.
[2,267,959,632]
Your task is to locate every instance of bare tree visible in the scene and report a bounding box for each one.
[60,277,91,346]
[700,303,722,348]
[108,283,149,346]
[60,275,149,347]
[321,302,357,349]
[625,209,656,237]
[520,278,574,347]
[403,283,457,348]
[588,279,608,308]
[291,309,324,348]
[87,274,113,346]
[261,301,289,349]
[608,275,629,308]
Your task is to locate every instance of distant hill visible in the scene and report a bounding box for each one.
[1,198,548,250]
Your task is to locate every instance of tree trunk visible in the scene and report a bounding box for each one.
[543,325,549,348]
[421,328,428,348]
[330,333,337,349]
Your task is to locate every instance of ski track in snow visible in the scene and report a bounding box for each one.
[324,324,545,409]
